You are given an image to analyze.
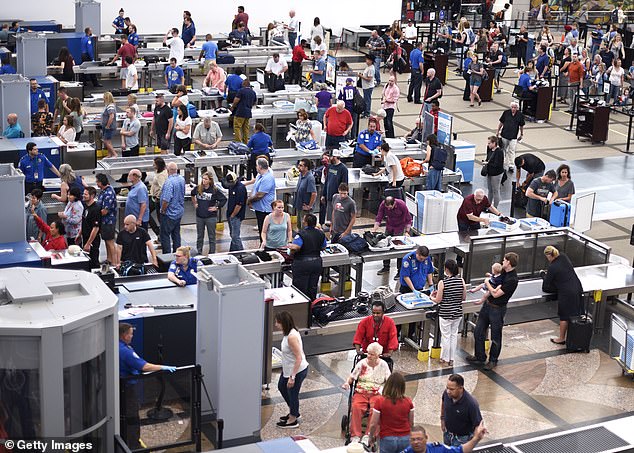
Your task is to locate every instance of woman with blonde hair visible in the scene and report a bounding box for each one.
[167,246,201,286]
[52,163,85,203]
[368,371,414,452]
[101,91,117,157]
[191,172,227,254]
[542,246,584,345]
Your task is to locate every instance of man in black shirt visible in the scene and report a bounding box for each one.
[514,153,545,188]
[487,42,504,93]
[116,214,158,267]
[497,102,525,173]
[441,374,483,446]
[225,171,248,251]
[516,25,529,68]
[150,93,174,152]
[288,213,327,301]
[81,187,101,268]
[423,68,442,113]
[466,252,519,370]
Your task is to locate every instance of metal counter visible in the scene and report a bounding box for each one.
[97,154,192,175]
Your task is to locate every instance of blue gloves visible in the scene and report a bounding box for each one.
[428,284,435,293]
[161,365,177,372]
[413,290,422,299]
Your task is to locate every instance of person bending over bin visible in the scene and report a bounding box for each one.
[400,245,435,297]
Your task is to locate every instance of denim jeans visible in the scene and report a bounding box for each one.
[380,435,411,453]
[610,83,622,104]
[363,88,373,116]
[228,216,244,251]
[278,366,308,417]
[474,302,507,363]
[160,214,182,253]
[426,168,443,191]
[196,216,217,254]
[317,107,328,124]
[373,56,382,84]
[443,431,473,446]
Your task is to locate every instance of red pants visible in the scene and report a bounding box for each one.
[350,392,380,437]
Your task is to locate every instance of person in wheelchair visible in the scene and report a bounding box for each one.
[341,342,392,445]
[353,300,399,363]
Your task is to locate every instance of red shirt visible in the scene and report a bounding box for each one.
[324,106,353,137]
[292,44,310,63]
[457,194,491,227]
[233,12,249,28]
[117,42,136,67]
[35,215,68,251]
[373,396,414,438]
[353,315,398,353]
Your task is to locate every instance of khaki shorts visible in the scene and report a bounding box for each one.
[120,67,128,80]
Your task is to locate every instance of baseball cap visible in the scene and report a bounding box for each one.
[346,77,354,83]
[225,171,238,183]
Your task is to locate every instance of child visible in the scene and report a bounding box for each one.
[616,87,630,106]
[469,262,503,304]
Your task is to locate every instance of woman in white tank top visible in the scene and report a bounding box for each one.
[275,311,309,429]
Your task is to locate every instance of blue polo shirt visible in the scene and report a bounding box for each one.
[119,339,147,378]
[3,123,23,138]
[400,251,434,289]
[125,181,150,222]
[313,58,326,84]
[518,73,532,93]
[401,444,462,453]
[247,131,273,155]
[536,53,550,77]
[168,258,200,285]
[252,171,276,212]
[234,86,257,118]
[227,181,248,220]
[355,129,382,156]
[113,16,125,33]
[18,153,53,183]
[81,35,95,60]
[30,89,46,114]
[226,74,243,93]
[202,41,218,60]
[160,174,186,220]
[0,64,16,74]
[165,65,185,88]
[182,23,196,47]
[410,48,423,72]
[128,32,139,47]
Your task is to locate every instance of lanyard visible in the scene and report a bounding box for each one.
[373,319,383,342]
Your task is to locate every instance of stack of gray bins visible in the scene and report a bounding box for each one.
[0,163,26,243]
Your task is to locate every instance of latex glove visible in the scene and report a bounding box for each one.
[428,284,435,293]
[161,365,177,372]
[413,290,422,299]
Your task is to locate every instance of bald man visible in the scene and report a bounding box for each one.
[125,169,150,229]
[116,214,157,268]
[2,113,23,138]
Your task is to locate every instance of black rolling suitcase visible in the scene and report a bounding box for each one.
[384,186,405,200]
[566,314,593,353]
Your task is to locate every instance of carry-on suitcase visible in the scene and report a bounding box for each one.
[549,200,571,227]
[566,314,593,353]
[384,186,404,200]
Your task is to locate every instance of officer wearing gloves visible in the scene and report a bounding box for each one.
[119,323,177,449]
[288,213,327,301]
[399,245,434,297]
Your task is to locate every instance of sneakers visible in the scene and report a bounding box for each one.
[361,435,370,446]
[350,436,361,443]
[393,272,400,280]
[276,419,299,428]
[377,267,390,275]
[465,355,485,365]
[279,414,301,422]
[483,361,497,371]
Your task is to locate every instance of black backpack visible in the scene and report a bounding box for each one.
[353,89,365,114]
[119,261,145,276]
[611,9,619,24]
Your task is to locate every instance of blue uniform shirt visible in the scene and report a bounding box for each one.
[113,16,126,33]
[160,174,186,220]
[182,22,196,47]
[169,258,200,285]
[247,131,273,154]
[400,444,462,453]
[0,64,16,74]
[125,181,150,222]
[409,48,423,71]
[119,339,147,378]
[226,74,244,93]
[518,73,532,93]
[202,41,218,60]
[355,129,382,156]
[399,251,434,289]
[18,153,53,183]
[536,53,550,77]
[30,89,46,114]
[252,171,276,213]
[128,32,140,47]
[81,35,95,60]
[165,65,185,88]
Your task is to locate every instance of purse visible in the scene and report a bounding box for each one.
[481,165,488,177]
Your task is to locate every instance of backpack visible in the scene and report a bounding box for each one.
[353,89,366,114]
[216,53,236,64]
[400,157,423,177]
[611,9,619,24]
[187,102,198,119]
[338,233,369,253]
[119,261,145,276]
[311,296,356,325]
[466,28,476,46]
[363,231,388,247]
[228,141,250,155]
[501,52,508,67]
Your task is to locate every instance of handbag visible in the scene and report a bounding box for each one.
[481,165,488,176]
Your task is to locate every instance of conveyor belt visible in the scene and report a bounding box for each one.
[514,426,628,453]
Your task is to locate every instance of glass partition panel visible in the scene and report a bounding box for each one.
[64,352,107,435]
[564,236,588,267]
[468,238,504,283]
[504,235,537,278]
[536,234,567,273]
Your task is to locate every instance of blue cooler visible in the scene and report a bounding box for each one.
[549,200,571,227]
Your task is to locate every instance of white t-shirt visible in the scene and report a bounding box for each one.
[265,56,288,76]
[125,64,138,90]
[175,116,192,139]
[610,66,625,86]
[362,65,376,90]
[404,24,417,40]
[58,125,76,143]
[288,17,299,33]
[166,36,185,64]
[385,151,405,183]
[281,329,308,378]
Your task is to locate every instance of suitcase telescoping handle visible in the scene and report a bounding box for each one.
[447,184,462,196]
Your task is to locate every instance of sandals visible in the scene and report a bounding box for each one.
[550,338,566,345]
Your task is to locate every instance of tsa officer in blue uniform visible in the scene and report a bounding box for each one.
[399,245,435,297]
[29,79,47,114]
[353,117,382,168]
[112,8,126,34]
[119,322,177,449]
[288,213,327,301]
[401,422,486,453]
[167,246,201,286]
[81,27,102,87]
[18,142,61,195]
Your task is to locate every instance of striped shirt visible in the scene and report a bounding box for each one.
[438,275,465,320]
